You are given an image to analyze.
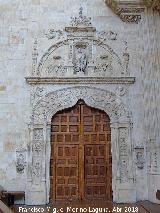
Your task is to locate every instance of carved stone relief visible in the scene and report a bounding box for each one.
[45,29,63,40]
[25,85,135,204]
[32,87,129,124]
[16,148,27,174]
[119,128,129,183]
[97,31,118,41]
[72,42,88,74]
[30,7,130,78]
[25,7,136,205]
[116,86,127,96]
[70,7,92,27]
[147,139,160,174]
[135,146,145,170]
[31,128,44,183]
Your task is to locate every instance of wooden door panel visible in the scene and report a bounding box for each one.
[55,144,79,200]
[84,145,107,199]
[50,100,112,202]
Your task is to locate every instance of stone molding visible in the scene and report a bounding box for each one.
[25,76,135,85]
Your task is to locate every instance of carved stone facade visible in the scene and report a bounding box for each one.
[0,0,160,206]
[24,8,138,204]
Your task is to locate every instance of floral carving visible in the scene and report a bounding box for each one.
[45,29,63,40]
[116,86,126,96]
[32,87,129,125]
[33,141,43,153]
[70,7,92,27]
[119,128,129,183]
[31,87,45,105]
[97,31,118,41]
[34,129,43,141]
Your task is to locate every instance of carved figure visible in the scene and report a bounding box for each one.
[16,152,26,173]
[73,48,88,74]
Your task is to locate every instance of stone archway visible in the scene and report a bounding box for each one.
[26,86,135,205]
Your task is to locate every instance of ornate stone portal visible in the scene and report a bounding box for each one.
[25,8,136,204]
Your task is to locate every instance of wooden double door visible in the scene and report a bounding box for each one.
[50,100,112,202]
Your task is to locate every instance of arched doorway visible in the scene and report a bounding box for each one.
[50,100,112,202]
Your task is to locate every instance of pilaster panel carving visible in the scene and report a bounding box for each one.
[135,146,145,170]
[32,128,44,184]
[119,128,130,183]
[16,148,27,174]
[147,139,160,174]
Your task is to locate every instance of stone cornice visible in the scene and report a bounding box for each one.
[105,0,145,23]
[105,0,160,23]
[25,77,135,85]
